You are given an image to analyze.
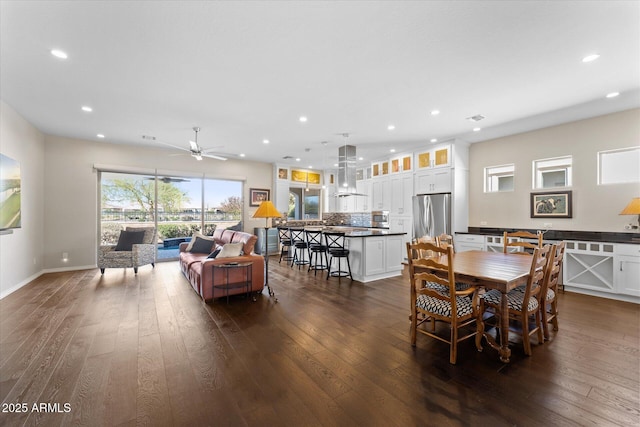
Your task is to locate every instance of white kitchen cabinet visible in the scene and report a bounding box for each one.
[563,241,615,294]
[356,180,371,211]
[390,216,413,259]
[371,178,390,210]
[337,195,355,212]
[346,234,404,282]
[415,145,451,169]
[414,169,451,194]
[390,173,413,216]
[454,234,485,252]
[364,237,386,276]
[615,244,640,296]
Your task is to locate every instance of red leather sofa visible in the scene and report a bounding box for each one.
[179,228,264,302]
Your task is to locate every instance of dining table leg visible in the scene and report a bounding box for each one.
[499,291,511,363]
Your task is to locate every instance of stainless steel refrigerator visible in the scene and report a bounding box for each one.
[412,193,451,240]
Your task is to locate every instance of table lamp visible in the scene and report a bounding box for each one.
[620,197,640,230]
[252,200,282,300]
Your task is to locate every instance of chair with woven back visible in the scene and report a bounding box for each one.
[539,241,566,340]
[405,241,482,364]
[503,230,543,255]
[479,244,552,356]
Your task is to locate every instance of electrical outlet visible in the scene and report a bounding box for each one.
[543,222,553,228]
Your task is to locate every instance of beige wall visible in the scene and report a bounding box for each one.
[43,135,273,270]
[469,108,640,232]
[0,101,45,297]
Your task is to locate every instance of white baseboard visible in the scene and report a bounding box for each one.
[0,265,97,300]
[42,264,96,274]
[0,270,43,299]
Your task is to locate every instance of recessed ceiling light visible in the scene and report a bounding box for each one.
[263,139,269,144]
[51,49,68,59]
[606,92,620,98]
[430,138,438,143]
[81,106,92,112]
[473,127,481,132]
[295,157,301,161]
[333,163,339,167]
[96,134,105,138]
[358,157,364,161]
[431,110,440,116]
[299,116,308,123]
[390,149,396,153]
[308,165,313,169]
[239,153,246,157]
[582,54,600,63]
[387,125,395,130]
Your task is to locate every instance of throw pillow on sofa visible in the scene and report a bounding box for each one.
[207,245,223,259]
[216,242,243,258]
[114,230,146,251]
[185,232,215,252]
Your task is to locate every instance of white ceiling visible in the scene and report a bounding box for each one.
[1,1,639,169]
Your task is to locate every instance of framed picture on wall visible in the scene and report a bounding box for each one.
[250,188,270,207]
[530,191,572,218]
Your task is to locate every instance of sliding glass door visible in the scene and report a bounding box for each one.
[99,172,242,261]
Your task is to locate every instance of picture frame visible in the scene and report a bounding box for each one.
[277,168,288,180]
[530,191,572,218]
[249,188,270,207]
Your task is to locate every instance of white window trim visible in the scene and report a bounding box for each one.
[484,164,515,193]
[532,156,572,189]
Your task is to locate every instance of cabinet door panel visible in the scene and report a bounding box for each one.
[365,238,386,275]
[616,256,640,296]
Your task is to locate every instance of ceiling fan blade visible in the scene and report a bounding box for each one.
[155,139,190,152]
[201,145,225,153]
[189,140,199,151]
[201,153,227,161]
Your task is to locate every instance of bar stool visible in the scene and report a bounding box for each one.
[277,227,293,264]
[324,232,352,281]
[305,229,328,275]
[290,228,309,269]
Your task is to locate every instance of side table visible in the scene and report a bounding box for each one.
[212,262,253,304]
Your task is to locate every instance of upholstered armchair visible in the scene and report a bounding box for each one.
[98,227,156,274]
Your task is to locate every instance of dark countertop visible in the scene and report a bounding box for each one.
[458,227,640,244]
[311,226,405,238]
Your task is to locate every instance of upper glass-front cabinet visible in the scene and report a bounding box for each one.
[416,145,450,169]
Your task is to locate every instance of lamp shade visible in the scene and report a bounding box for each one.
[620,197,640,215]
[252,200,283,219]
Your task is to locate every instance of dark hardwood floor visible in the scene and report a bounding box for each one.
[1,258,638,426]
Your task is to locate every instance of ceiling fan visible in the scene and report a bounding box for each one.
[145,176,190,183]
[156,127,227,161]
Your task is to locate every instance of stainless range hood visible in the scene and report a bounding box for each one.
[335,144,366,197]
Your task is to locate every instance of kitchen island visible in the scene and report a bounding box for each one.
[327,227,406,283]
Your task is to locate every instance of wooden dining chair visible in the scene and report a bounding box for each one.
[539,241,566,340]
[503,230,543,255]
[437,233,455,252]
[405,241,482,364]
[480,244,552,356]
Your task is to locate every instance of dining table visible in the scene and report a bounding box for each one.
[419,250,533,363]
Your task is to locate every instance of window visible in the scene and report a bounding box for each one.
[288,188,320,219]
[484,164,514,192]
[533,156,572,189]
[598,147,640,185]
[99,171,242,261]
